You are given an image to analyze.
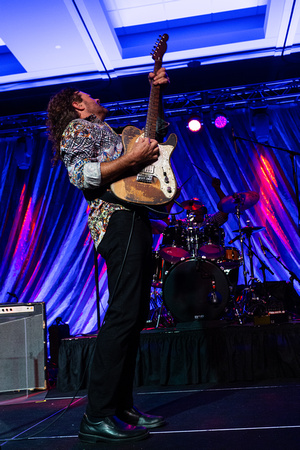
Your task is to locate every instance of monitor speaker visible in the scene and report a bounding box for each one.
[0,302,47,393]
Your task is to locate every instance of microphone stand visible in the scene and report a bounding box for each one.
[243,240,274,280]
[229,202,249,323]
[261,245,300,288]
[232,201,248,285]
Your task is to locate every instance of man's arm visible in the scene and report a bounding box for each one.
[212,178,226,200]
[100,136,159,185]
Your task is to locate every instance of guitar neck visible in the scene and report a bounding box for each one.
[144,59,162,140]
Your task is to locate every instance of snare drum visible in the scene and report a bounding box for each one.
[159,223,190,263]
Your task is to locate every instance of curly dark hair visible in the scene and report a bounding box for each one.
[46,88,82,165]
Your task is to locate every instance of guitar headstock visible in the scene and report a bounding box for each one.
[150,34,169,61]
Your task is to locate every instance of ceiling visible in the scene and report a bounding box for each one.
[2,0,300,116]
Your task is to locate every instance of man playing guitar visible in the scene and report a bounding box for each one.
[46,66,170,444]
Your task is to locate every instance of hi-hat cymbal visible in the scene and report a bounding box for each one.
[181,199,206,211]
[218,191,259,213]
[149,219,168,234]
[233,226,265,234]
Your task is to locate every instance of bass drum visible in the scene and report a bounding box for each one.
[163,258,229,322]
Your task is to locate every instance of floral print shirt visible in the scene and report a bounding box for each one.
[61,115,127,248]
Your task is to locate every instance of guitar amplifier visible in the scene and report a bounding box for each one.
[0,302,47,392]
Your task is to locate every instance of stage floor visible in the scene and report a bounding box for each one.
[1,381,300,449]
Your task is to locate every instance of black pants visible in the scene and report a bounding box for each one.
[86,210,153,419]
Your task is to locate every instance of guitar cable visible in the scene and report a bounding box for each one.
[0,212,137,445]
[145,200,185,216]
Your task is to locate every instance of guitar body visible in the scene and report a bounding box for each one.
[111,125,177,205]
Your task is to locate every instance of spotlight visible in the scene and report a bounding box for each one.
[213,112,228,129]
[250,107,271,142]
[14,136,32,169]
[187,116,202,132]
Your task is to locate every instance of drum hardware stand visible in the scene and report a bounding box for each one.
[239,235,274,317]
[217,190,261,323]
[186,209,200,257]
[149,285,173,328]
[155,301,175,328]
[148,257,175,329]
[228,202,249,322]
[236,204,248,286]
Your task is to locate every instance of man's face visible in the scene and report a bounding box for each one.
[194,210,204,223]
[75,92,108,120]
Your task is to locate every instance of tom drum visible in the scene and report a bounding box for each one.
[198,224,225,260]
[217,246,242,269]
[159,223,190,263]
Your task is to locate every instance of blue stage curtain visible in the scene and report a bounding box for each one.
[0,103,299,337]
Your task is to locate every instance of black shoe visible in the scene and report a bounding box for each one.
[78,413,149,443]
[117,406,166,429]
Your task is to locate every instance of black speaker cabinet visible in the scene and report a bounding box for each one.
[0,302,47,392]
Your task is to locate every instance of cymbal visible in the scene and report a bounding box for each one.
[181,199,206,212]
[149,219,168,235]
[233,226,265,234]
[228,226,265,244]
[218,191,259,213]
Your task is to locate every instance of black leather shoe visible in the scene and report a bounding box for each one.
[78,413,149,443]
[117,406,166,429]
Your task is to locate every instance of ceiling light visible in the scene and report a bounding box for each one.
[250,107,271,142]
[187,116,202,132]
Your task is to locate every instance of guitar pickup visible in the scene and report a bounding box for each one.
[137,173,153,183]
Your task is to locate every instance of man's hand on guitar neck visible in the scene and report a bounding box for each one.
[148,67,170,86]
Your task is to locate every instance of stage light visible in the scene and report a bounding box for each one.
[213,112,228,129]
[250,107,271,142]
[187,116,202,132]
[14,136,32,169]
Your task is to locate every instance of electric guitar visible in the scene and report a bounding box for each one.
[110,34,177,205]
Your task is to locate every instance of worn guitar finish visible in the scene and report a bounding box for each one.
[110,34,177,205]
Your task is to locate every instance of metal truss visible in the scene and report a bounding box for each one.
[1,78,300,135]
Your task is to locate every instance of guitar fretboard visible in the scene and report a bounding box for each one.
[144,59,162,139]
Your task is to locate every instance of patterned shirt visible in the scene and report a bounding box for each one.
[61,115,127,248]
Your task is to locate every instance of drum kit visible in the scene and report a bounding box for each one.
[148,190,271,327]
